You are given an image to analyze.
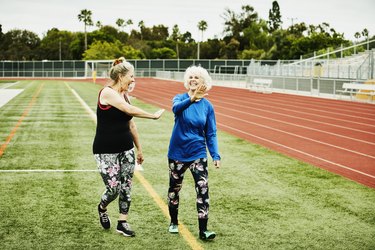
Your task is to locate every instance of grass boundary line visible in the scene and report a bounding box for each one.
[65,82,204,250]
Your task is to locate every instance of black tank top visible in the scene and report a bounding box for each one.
[93,87,134,154]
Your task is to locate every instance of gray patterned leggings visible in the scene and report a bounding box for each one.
[94,149,135,215]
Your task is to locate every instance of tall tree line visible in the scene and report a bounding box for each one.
[0,1,372,61]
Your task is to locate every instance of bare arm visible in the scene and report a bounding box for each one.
[100,87,164,119]
[129,120,144,164]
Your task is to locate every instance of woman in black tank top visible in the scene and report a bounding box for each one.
[93,57,164,237]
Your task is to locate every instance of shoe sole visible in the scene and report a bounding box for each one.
[116,229,135,237]
[169,230,179,234]
[207,234,216,240]
[200,233,216,240]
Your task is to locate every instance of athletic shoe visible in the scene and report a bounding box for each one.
[116,221,135,237]
[98,204,110,229]
[199,230,216,240]
[168,223,179,234]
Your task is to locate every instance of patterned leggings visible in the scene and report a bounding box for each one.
[94,149,135,215]
[167,158,210,222]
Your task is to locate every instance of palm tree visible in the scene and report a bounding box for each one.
[96,21,103,29]
[197,20,208,59]
[362,28,369,50]
[116,18,125,31]
[116,18,133,33]
[171,24,182,59]
[78,9,93,51]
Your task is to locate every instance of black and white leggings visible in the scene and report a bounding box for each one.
[94,149,135,215]
[167,158,210,221]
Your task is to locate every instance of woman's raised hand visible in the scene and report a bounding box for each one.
[192,84,208,102]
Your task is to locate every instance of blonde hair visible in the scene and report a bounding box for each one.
[109,57,134,82]
[183,65,212,90]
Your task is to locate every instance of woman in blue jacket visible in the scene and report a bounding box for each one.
[167,65,221,240]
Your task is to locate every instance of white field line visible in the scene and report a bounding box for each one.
[0,89,24,108]
[0,81,20,89]
[64,82,97,122]
[218,123,375,180]
[64,82,203,250]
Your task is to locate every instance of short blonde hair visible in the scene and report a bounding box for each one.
[109,57,134,82]
[183,65,212,90]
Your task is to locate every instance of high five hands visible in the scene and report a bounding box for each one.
[153,109,165,119]
[191,84,208,102]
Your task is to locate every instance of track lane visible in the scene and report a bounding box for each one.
[130,78,375,187]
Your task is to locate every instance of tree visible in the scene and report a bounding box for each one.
[354,32,361,45]
[38,28,75,60]
[116,18,132,32]
[171,24,182,59]
[138,20,145,40]
[0,29,41,60]
[78,9,93,51]
[220,38,240,59]
[362,28,369,37]
[150,47,176,59]
[96,21,103,29]
[116,18,125,31]
[222,5,259,50]
[83,40,144,60]
[268,1,282,32]
[197,20,208,59]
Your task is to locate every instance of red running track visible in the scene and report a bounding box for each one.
[130,78,375,188]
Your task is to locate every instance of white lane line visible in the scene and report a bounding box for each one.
[214,103,375,146]
[218,123,375,179]
[216,99,375,135]
[217,111,375,159]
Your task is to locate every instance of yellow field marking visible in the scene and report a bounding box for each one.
[0,83,44,157]
[65,82,203,250]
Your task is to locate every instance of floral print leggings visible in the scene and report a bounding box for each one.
[94,149,135,215]
[168,158,210,220]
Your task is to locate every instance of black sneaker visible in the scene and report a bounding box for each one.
[116,221,135,237]
[98,204,110,229]
[199,230,216,240]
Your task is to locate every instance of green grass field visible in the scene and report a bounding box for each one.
[0,80,374,250]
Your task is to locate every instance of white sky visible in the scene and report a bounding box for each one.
[0,0,374,41]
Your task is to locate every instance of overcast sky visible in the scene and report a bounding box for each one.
[0,0,374,41]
